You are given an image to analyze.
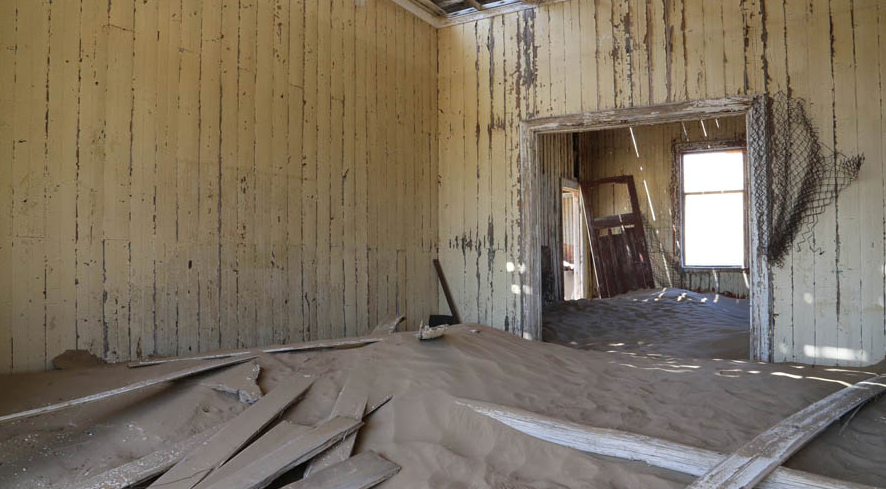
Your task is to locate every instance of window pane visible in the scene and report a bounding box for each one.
[683,150,744,193]
[684,193,745,267]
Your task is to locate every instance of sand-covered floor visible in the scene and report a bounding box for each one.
[544,288,750,360]
[0,325,884,488]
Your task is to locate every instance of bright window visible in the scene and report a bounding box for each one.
[681,149,746,268]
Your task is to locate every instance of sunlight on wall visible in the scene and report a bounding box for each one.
[802,345,870,363]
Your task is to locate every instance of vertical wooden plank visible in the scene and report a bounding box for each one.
[0,0,16,372]
[579,0,598,112]
[854,0,882,362]
[354,0,368,334]
[365,0,379,329]
[45,0,81,366]
[647,0,668,104]
[301,0,318,341]
[129,0,159,359]
[343,0,358,337]
[176,0,201,356]
[237,0,257,348]
[666,0,687,102]
[683,0,706,100]
[198,0,222,352]
[328,0,345,338]
[287,0,305,342]
[832,0,861,365]
[270,0,290,344]
[254,0,273,346]
[155,0,183,356]
[12,0,50,371]
[808,0,838,365]
[220,0,241,349]
[703,0,726,97]
[477,18,492,323]
[315,0,331,339]
[596,0,615,109]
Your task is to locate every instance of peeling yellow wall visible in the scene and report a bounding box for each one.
[0,0,438,372]
[437,0,886,366]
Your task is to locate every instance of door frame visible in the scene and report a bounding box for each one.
[518,95,773,362]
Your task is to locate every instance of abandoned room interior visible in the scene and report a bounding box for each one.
[1,0,884,487]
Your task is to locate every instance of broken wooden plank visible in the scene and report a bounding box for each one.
[199,416,363,489]
[456,398,877,489]
[686,373,886,489]
[433,258,461,323]
[199,361,263,404]
[303,377,369,477]
[193,421,309,489]
[66,425,222,489]
[129,336,385,368]
[148,376,314,489]
[370,315,404,335]
[282,451,400,489]
[0,355,257,424]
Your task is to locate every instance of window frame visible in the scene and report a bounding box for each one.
[674,139,749,271]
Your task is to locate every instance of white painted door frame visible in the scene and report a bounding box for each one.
[518,95,773,362]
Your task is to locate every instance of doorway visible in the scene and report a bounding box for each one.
[519,96,772,361]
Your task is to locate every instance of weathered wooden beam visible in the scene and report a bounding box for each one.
[304,377,369,477]
[457,398,877,489]
[65,426,222,489]
[128,336,385,368]
[686,373,886,489]
[463,0,486,10]
[192,421,308,489]
[433,258,462,323]
[199,417,364,489]
[282,452,401,489]
[370,315,405,335]
[148,376,314,489]
[0,355,257,424]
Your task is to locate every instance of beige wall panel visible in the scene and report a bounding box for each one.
[0,0,438,372]
[437,0,885,366]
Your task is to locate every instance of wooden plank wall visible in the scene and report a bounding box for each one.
[0,0,439,372]
[578,117,749,298]
[538,133,575,305]
[437,0,886,366]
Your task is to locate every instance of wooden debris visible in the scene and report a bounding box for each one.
[416,321,448,340]
[198,416,363,489]
[192,421,309,489]
[433,258,461,323]
[65,426,222,489]
[364,395,392,418]
[370,315,405,335]
[129,337,385,368]
[148,376,314,489]
[282,452,401,489]
[200,361,263,404]
[304,377,369,477]
[686,373,886,489]
[457,398,877,489]
[0,355,258,424]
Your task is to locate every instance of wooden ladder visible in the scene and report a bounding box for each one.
[580,175,655,298]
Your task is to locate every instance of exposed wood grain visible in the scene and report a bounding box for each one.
[128,335,386,368]
[303,376,369,477]
[686,372,886,489]
[0,355,257,424]
[199,417,364,489]
[192,421,308,489]
[370,315,406,335]
[457,397,878,489]
[148,376,314,489]
[2,0,438,373]
[282,451,401,489]
[66,426,223,489]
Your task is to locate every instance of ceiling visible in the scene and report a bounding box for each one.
[422,0,531,18]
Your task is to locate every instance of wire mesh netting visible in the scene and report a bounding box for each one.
[648,92,863,291]
[748,92,864,266]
